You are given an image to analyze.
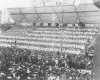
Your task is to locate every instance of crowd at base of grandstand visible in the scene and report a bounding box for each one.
[0,25,98,80]
[0,46,94,80]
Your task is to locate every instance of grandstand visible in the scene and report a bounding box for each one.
[1,4,100,53]
[0,1,100,80]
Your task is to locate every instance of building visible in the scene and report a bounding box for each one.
[31,0,74,7]
[31,0,93,7]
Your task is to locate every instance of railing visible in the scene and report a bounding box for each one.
[88,28,100,48]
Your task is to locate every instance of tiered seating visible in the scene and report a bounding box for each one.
[0,26,99,54]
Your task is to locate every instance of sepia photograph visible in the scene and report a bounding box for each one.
[0,0,100,80]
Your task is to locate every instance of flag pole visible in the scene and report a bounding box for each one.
[60,6,64,57]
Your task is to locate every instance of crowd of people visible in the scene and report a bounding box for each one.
[0,46,94,80]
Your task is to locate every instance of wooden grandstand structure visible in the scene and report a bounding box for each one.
[0,3,100,55]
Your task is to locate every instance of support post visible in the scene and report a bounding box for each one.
[52,6,63,54]
[74,5,81,22]
[60,6,64,56]
[52,7,61,24]
[17,7,29,25]
[34,7,43,23]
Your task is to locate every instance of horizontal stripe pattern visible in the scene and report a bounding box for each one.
[0,27,98,54]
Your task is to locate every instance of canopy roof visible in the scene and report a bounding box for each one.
[7,4,100,24]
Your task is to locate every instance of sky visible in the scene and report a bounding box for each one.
[0,0,94,11]
[0,0,31,11]
[0,0,32,23]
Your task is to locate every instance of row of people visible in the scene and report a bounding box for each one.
[8,27,97,34]
[0,37,88,46]
[26,31,96,35]
[0,40,85,53]
[0,34,91,44]
[4,31,96,38]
